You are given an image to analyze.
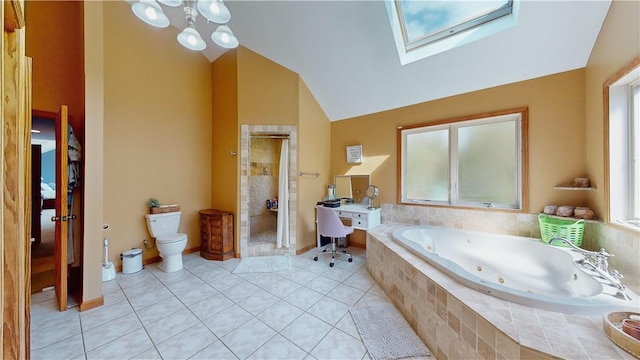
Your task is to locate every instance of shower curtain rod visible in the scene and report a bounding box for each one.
[249,134,290,139]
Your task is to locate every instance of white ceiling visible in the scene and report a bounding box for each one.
[158,0,611,121]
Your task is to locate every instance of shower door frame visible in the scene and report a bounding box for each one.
[240,125,297,257]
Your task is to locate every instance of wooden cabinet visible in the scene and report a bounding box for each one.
[199,209,234,260]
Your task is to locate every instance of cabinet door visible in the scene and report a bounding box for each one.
[200,214,220,253]
[221,214,234,254]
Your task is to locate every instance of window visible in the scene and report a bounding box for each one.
[398,0,513,51]
[386,0,519,65]
[399,108,527,210]
[606,59,640,230]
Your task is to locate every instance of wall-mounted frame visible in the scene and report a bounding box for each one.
[346,145,363,164]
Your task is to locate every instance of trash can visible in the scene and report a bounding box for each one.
[337,236,349,248]
[121,248,143,274]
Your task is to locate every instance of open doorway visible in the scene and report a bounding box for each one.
[30,108,83,310]
[30,112,56,293]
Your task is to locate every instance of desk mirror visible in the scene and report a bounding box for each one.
[334,175,369,204]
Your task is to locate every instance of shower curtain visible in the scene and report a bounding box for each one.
[276,139,289,248]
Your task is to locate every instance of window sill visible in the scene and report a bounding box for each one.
[611,220,640,233]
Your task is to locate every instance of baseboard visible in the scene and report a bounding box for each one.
[184,246,199,254]
[296,243,316,255]
[79,296,104,312]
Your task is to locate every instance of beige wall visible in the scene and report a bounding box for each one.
[332,70,588,215]
[83,0,105,308]
[298,79,331,250]
[237,47,299,126]
[25,0,85,140]
[585,0,640,223]
[102,2,212,263]
[211,49,238,216]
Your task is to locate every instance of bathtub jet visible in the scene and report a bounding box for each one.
[392,225,640,315]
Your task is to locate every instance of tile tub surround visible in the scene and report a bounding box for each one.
[380,203,640,294]
[367,223,637,360]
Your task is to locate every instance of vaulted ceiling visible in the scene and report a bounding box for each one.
[157,1,611,121]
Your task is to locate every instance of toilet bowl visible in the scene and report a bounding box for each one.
[156,233,187,272]
[145,211,188,273]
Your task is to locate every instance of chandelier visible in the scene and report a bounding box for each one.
[131,0,239,51]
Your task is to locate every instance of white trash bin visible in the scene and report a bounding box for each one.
[121,248,143,274]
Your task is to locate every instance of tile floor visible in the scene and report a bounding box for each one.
[30,248,399,360]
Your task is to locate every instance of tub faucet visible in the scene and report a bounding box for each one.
[549,236,625,290]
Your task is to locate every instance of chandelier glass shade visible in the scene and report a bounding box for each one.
[212,25,239,49]
[132,0,170,28]
[131,0,238,51]
[177,26,207,51]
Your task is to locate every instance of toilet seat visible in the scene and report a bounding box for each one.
[156,233,187,244]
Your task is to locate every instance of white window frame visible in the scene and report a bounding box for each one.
[606,58,640,231]
[385,0,520,65]
[399,108,527,210]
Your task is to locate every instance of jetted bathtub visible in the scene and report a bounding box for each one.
[392,225,640,315]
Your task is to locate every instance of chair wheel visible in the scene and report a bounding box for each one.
[348,258,353,262]
[329,262,334,267]
[313,257,318,261]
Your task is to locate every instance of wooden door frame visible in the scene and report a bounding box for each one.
[3,0,30,357]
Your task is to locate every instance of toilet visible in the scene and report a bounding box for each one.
[145,211,188,272]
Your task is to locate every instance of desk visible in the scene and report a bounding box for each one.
[316,204,381,248]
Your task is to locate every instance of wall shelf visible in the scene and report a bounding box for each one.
[554,185,596,191]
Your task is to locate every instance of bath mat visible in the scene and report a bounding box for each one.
[232,254,292,274]
[350,301,430,360]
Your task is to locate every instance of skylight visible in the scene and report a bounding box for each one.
[386,0,519,65]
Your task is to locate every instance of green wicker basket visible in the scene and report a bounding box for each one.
[538,214,585,247]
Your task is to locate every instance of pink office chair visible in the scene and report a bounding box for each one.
[314,206,354,267]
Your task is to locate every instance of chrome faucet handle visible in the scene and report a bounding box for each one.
[594,248,614,272]
[596,248,614,259]
[611,269,624,281]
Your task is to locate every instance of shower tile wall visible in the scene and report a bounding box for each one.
[249,138,281,243]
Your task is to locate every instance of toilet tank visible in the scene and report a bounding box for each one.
[145,211,181,237]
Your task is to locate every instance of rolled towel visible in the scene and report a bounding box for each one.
[574,207,595,219]
[556,206,574,217]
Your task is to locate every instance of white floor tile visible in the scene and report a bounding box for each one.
[310,327,367,360]
[135,295,186,326]
[33,316,79,351]
[145,307,199,344]
[279,313,332,352]
[28,249,402,360]
[191,340,239,360]
[284,287,324,311]
[156,322,217,359]
[236,288,280,315]
[306,296,350,326]
[31,333,85,360]
[82,312,142,351]
[79,300,134,331]
[85,327,153,360]
[326,283,366,306]
[189,292,235,321]
[202,304,254,337]
[248,334,307,360]
[127,286,174,311]
[221,318,276,359]
[256,301,304,332]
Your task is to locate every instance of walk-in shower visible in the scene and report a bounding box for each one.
[240,125,297,257]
